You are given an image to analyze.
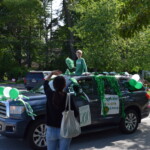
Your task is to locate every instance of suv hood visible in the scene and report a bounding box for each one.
[21,91,46,101]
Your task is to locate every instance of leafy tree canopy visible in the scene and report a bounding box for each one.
[119,0,150,38]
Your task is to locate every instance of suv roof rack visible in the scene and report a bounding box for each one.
[91,72,130,76]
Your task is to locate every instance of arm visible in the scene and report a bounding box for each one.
[82,58,88,72]
[44,80,51,95]
[44,70,62,95]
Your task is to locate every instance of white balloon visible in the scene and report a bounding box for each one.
[3,87,12,97]
[131,74,140,81]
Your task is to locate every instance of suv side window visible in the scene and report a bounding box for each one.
[118,78,145,92]
[78,78,99,101]
[118,78,129,92]
[103,79,116,94]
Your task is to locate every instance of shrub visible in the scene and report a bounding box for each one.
[7,66,28,81]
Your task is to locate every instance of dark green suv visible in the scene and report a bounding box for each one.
[0,74,150,150]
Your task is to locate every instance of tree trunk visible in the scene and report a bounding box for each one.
[27,25,32,68]
[63,0,76,60]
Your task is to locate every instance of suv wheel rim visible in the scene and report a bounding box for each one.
[33,124,47,147]
[125,113,137,131]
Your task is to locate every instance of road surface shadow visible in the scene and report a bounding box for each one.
[0,136,32,150]
[71,120,150,150]
[0,121,150,150]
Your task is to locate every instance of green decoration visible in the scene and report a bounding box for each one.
[128,79,143,90]
[103,106,109,115]
[9,88,19,99]
[65,69,71,75]
[94,76,105,116]
[18,96,36,120]
[129,79,137,86]
[0,87,4,96]
[70,78,79,85]
[0,96,7,101]
[94,76,126,118]
[135,82,143,89]
[65,57,75,69]
[0,86,36,120]
[80,95,87,101]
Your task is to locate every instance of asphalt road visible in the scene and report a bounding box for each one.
[0,117,150,150]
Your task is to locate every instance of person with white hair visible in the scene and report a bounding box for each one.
[75,50,87,75]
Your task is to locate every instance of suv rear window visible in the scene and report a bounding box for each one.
[118,78,145,92]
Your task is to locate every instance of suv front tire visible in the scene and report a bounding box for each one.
[27,118,47,150]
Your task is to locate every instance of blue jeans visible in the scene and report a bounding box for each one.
[46,126,72,150]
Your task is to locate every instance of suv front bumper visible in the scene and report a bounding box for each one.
[0,117,30,138]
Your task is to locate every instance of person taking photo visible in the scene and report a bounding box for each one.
[44,70,78,150]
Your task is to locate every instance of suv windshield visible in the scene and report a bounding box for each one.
[32,76,72,94]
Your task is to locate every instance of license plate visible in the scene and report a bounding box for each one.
[32,79,37,83]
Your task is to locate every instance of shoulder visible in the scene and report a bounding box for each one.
[81,58,85,61]
[81,58,86,62]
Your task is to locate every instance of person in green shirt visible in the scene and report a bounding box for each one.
[75,50,87,75]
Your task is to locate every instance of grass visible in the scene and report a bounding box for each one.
[0,81,16,84]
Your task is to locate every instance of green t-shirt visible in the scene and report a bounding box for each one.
[75,58,87,75]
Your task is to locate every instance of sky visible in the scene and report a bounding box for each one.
[52,0,62,17]
[52,0,64,26]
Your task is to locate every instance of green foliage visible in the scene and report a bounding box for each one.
[7,66,28,80]
[0,0,150,80]
[0,48,28,79]
[71,0,150,72]
[145,77,150,82]
[119,0,150,37]
[0,0,44,62]
[0,0,46,79]
[72,0,121,71]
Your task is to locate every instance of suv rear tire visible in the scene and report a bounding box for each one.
[120,109,139,134]
[27,119,47,150]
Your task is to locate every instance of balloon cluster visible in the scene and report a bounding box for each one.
[65,57,75,69]
[0,87,19,100]
[128,74,143,90]
[0,86,36,120]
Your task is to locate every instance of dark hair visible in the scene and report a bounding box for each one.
[52,76,66,109]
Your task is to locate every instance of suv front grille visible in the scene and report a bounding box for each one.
[0,101,9,118]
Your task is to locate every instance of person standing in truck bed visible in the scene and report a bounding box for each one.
[75,50,88,75]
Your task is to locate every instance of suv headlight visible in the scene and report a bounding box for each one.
[9,106,25,115]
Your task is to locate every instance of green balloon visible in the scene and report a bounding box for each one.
[0,87,4,96]
[129,79,137,86]
[9,88,19,99]
[70,78,78,85]
[65,69,70,75]
[135,82,143,89]
[65,57,75,69]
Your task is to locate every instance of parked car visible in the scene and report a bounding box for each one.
[0,73,150,150]
[24,71,51,90]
